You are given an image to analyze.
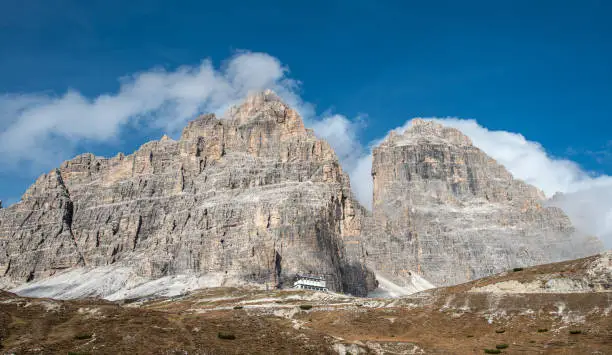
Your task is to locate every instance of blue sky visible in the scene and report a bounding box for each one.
[1,0,611,218]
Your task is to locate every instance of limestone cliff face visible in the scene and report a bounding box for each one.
[363,119,603,287]
[0,91,373,295]
[1,96,604,298]
[0,170,85,282]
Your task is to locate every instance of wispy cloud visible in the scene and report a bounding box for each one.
[0,51,311,171]
[585,141,612,166]
[0,50,362,182]
[564,141,612,170]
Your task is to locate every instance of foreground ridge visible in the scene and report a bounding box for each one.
[0,252,610,353]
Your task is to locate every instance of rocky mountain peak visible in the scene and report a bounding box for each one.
[383,119,473,148]
[364,119,601,287]
[180,91,308,157]
[223,90,303,127]
[0,91,373,297]
[241,89,283,107]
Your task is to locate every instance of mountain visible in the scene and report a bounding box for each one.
[0,90,374,297]
[361,119,603,287]
[0,94,604,299]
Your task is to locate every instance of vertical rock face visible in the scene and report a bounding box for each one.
[363,119,603,287]
[0,170,85,282]
[0,95,604,298]
[0,91,373,295]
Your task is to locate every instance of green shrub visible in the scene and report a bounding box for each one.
[218,331,236,340]
[73,333,92,340]
[537,328,548,333]
[512,267,524,272]
[484,349,501,354]
[299,304,313,310]
[569,330,582,335]
[495,329,505,333]
[68,352,91,355]
[233,305,243,310]
[496,344,509,349]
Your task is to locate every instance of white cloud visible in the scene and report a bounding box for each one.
[547,185,612,248]
[350,154,374,209]
[0,51,309,171]
[308,114,375,205]
[0,50,364,179]
[310,114,363,166]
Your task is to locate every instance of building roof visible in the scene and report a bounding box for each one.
[295,274,325,281]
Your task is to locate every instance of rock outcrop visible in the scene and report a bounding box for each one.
[362,119,603,287]
[0,91,374,296]
[466,250,611,294]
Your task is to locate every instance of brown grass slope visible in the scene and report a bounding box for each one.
[0,252,610,354]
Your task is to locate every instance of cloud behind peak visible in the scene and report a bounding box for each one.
[0,52,306,171]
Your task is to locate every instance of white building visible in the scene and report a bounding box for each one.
[293,274,328,292]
